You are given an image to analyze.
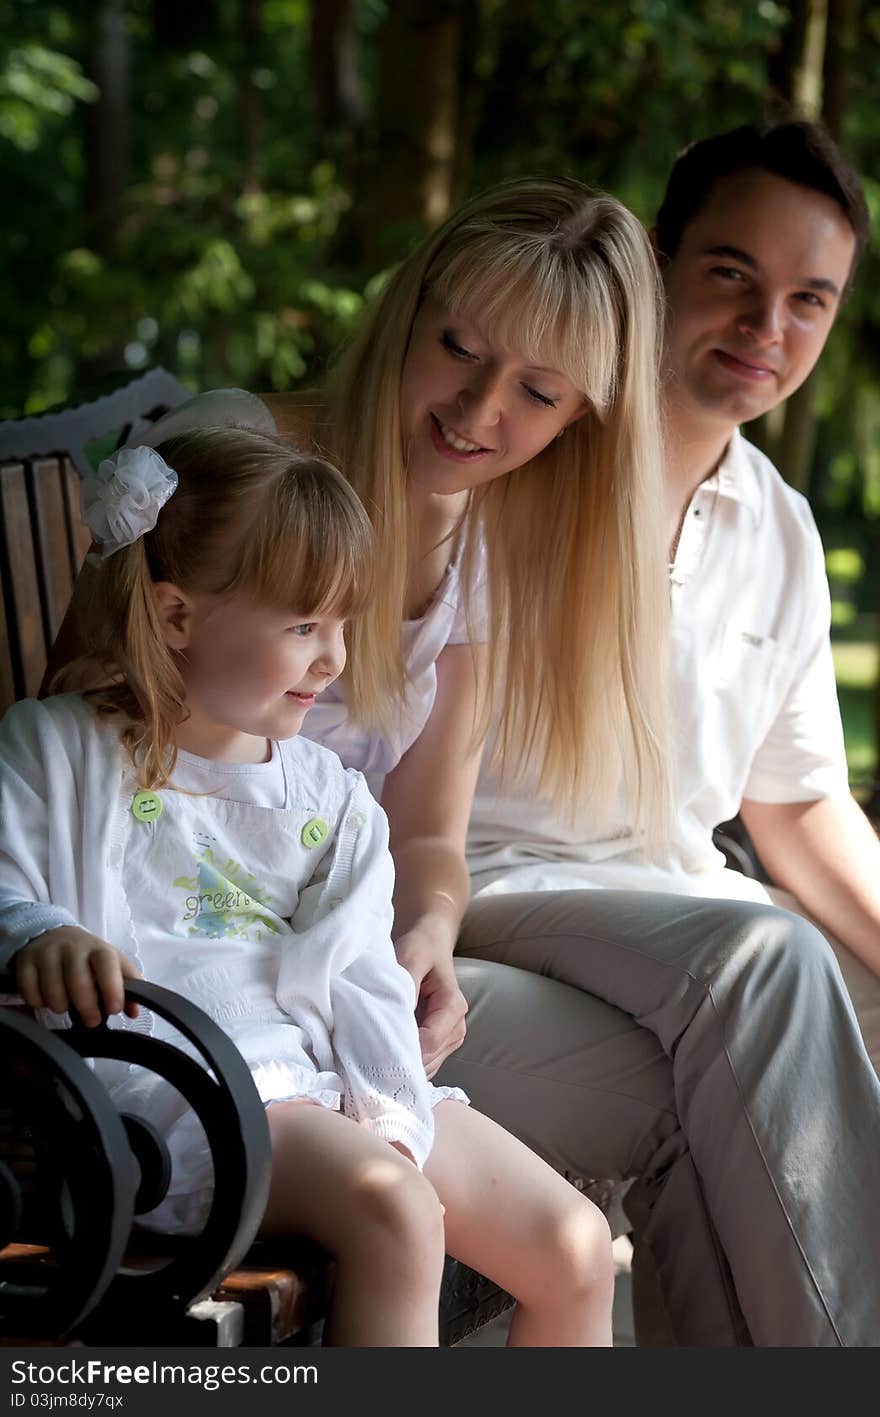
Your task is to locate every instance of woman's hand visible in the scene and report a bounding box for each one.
[14,926,142,1026]
[396,926,468,1078]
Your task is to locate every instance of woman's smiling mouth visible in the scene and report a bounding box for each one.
[430,413,492,460]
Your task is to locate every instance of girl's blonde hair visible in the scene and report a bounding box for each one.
[328,175,670,835]
[59,426,374,789]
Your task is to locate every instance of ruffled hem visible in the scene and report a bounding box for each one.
[429,1084,469,1108]
[250,1058,342,1111]
[135,1076,341,1237]
[134,1072,468,1237]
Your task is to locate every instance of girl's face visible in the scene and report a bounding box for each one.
[157,590,348,762]
[399,295,589,496]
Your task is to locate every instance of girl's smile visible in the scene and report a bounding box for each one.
[154,588,348,762]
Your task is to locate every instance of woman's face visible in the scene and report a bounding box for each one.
[399,295,589,496]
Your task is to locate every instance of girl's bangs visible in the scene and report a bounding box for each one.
[430,233,621,417]
[223,477,374,620]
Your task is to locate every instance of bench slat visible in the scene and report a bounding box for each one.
[30,458,77,644]
[0,462,45,701]
[0,589,15,717]
[61,456,92,570]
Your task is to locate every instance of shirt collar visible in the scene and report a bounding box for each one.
[700,428,764,525]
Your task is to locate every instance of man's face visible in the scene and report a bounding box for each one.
[660,168,856,430]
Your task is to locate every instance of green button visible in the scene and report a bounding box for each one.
[301,816,329,849]
[131,790,163,823]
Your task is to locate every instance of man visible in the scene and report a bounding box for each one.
[466,120,880,1070]
[436,120,880,1347]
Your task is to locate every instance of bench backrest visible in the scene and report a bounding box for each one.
[0,453,90,709]
[0,370,189,714]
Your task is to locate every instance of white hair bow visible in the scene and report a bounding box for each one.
[81,445,178,559]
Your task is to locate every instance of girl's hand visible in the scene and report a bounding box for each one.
[395,928,468,1079]
[14,926,142,1027]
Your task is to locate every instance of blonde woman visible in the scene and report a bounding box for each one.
[285,177,671,1067]
[45,176,878,1345]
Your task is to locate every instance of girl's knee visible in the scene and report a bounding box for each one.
[531,1194,615,1303]
[347,1153,446,1264]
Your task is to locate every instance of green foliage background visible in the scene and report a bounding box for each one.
[2,1,878,779]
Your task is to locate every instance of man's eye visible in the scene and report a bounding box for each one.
[712,266,745,282]
[441,330,477,359]
[796,291,824,309]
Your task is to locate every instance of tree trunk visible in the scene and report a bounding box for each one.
[84,0,131,258]
[78,0,132,390]
[766,0,809,102]
[450,0,481,205]
[762,0,829,492]
[309,0,365,151]
[792,0,828,115]
[823,0,858,140]
[240,0,263,194]
[348,0,475,270]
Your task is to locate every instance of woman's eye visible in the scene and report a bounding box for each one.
[289,623,315,637]
[523,384,558,408]
[441,330,477,360]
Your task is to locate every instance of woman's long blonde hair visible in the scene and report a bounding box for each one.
[328,175,670,836]
[58,427,374,788]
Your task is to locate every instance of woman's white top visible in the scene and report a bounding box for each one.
[300,548,477,794]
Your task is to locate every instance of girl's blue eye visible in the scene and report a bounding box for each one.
[290,623,315,637]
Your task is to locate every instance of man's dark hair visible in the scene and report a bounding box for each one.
[655,119,869,282]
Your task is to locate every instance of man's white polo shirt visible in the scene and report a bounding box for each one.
[466,431,850,901]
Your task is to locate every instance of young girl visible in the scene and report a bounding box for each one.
[0,425,614,1346]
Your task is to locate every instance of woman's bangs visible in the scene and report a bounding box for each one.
[432,235,620,416]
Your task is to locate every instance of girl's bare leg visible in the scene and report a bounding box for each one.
[260,1102,446,1346]
[425,1101,614,1346]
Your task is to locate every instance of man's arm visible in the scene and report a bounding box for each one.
[741,794,880,977]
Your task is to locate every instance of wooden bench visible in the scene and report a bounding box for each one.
[0,369,191,714]
[0,373,630,1347]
